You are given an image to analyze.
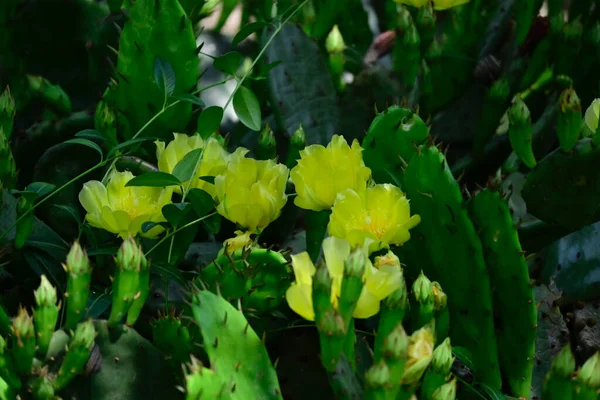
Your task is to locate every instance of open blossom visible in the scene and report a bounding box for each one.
[79,171,172,238]
[328,184,421,254]
[290,134,371,211]
[584,99,600,134]
[285,237,404,321]
[155,133,248,197]
[214,157,289,233]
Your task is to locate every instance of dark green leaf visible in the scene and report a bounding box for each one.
[26,182,56,198]
[204,213,221,234]
[21,248,65,293]
[153,57,176,96]
[172,148,204,184]
[233,86,261,131]
[162,203,193,227]
[198,176,215,184]
[125,172,181,187]
[49,204,81,226]
[187,188,215,217]
[107,137,161,157]
[213,52,243,76]
[170,94,205,107]
[141,221,170,233]
[75,129,107,142]
[86,289,112,318]
[232,22,271,46]
[63,138,103,161]
[197,106,224,139]
[251,61,282,80]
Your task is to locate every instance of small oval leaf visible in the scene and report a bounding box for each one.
[197,106,224,139]
[107,137,161,157]
[125,172,181,187]
[170,94,205,107]
[154,57,176,96]
[172,148,205,184]
[233,22,272,46]
[26,182,56,198]
[213,52,243,76]
[233,86,262,131]
[63,138,103,161]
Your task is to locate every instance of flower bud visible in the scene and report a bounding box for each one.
[551,344,576,378]
[0,87,15,139]
[313,266,334,315]
[34,275,57,307]
[344,248,367,278]
[365,360,391,388]
[256,123,276,160]
[117,236,144,272]
[223,230,254,254]
[55,319,96,390]
[430,338,454,374]
[326,25,345,54]
[413,271,434,304]
[401,324,435,384]
[65,241,91,275]
[557,87,582,151]
[431,378,457,400]
[578,352,600,389]
[382,322,408,359]
[11,307,36,375]
[431,282,447,311]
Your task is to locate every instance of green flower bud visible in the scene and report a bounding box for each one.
[578,352,600,389]
[431,282,447,311]
[0,335,21,390]
[551,344,576,378]
[365,360,391,388]
[109,237,145,326]
[412,271,434,304]
[94,99,118,146]
[34,275,57,307]
[382,322,408,359]
[55,319,96,390]
[557,87,583,151]
[312,266,334,316]
[71,319,96,349]
[116,236,143,273]
[65,241,91,275]
[286,125,306,169]
[508,96,536,168]
[0,87,15,140]
[401,324,435,384]
[29,371,54,400]
[383,280,408,310]
[432,378,457,400]
[316,310,346,336]
[430,338,454,374]
[325,25,345,54]
[256,123,276,160]
[344,248,367,278]
[11,307,36,375]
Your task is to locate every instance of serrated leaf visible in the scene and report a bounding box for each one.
[125,172,181,187]
[233,86,261,131]
[172,148,205,184]
[233,22,272,46]
[63,138,103,162]
[213,52,243,76]
[197,106,224,139]
[170,94,205,107]
[154,57,176,97]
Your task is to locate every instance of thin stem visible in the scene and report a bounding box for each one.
[223,0,310,110]
[144,211,218,257]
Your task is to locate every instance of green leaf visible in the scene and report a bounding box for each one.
[75,129,107,142]
[233,86,261,131]
[107,137,161,157]
[198,176,215,184]
[141,221,170,233]
[187,188,215,217]
[170,94,205,107]
[213,52,243,76]
[197,106,224,139]
[232,22,271,46]
[153,57,176,97]
[125,172,181,187]
[63,138,103,161]
[171,148,204,183]
[162,203,193,227]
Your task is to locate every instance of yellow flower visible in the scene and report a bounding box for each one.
[79,171,173,239]
[155,133,248,197]
[223,230,254,253]
[328,184,421,254]
[214,157,289,233]
[584,99,600,134]
[290,135,371,211]
[393,0,469,10]
[285,237,404,321]
[402,325,435,384]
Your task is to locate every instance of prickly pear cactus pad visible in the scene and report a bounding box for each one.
[398,145,502,388]
[189,289,283,399]
[102,0,199,141]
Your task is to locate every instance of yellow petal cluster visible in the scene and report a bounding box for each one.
[78,171,173,239]
[328,184,421,254]
[155,133,248,197]
[402,325,435,384]
[290,134,371,211]
[394,0,470,10]
[223,230,254,253]
[214,157,289,233]
[584,99,600,134]
[285,237,404,321]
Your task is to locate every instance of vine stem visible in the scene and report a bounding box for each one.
[223,0,310,110]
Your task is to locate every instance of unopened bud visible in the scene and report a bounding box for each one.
[12,308,34,338]
[326,25,345,54]
[578,352,600,389]
[116,237,143,272]
[365,360,391,388]
[432,282,447,310]
[430,338,454,374]
[382,322,408,359]
[413,270,434,304]
[551,344,576,377]
[65,241,91,275]
[72,319,96,349]
[432,378,457,400]
[34,275,57,307]
[344,248,367,277]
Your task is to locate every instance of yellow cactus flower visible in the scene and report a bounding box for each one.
[214,157,289,233]
[290,134,371,211]
[584,99,600,134]
[79,171,173,239]
[285,237,404,321]
[328,184,421,254]
[223,230,254,253]
[155,133,248,197]
[394,0,470,10]
[402,325,435,384]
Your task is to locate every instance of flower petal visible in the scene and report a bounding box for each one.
[285,283,315,321]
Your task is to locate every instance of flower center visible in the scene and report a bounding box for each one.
[117,195,157,220]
